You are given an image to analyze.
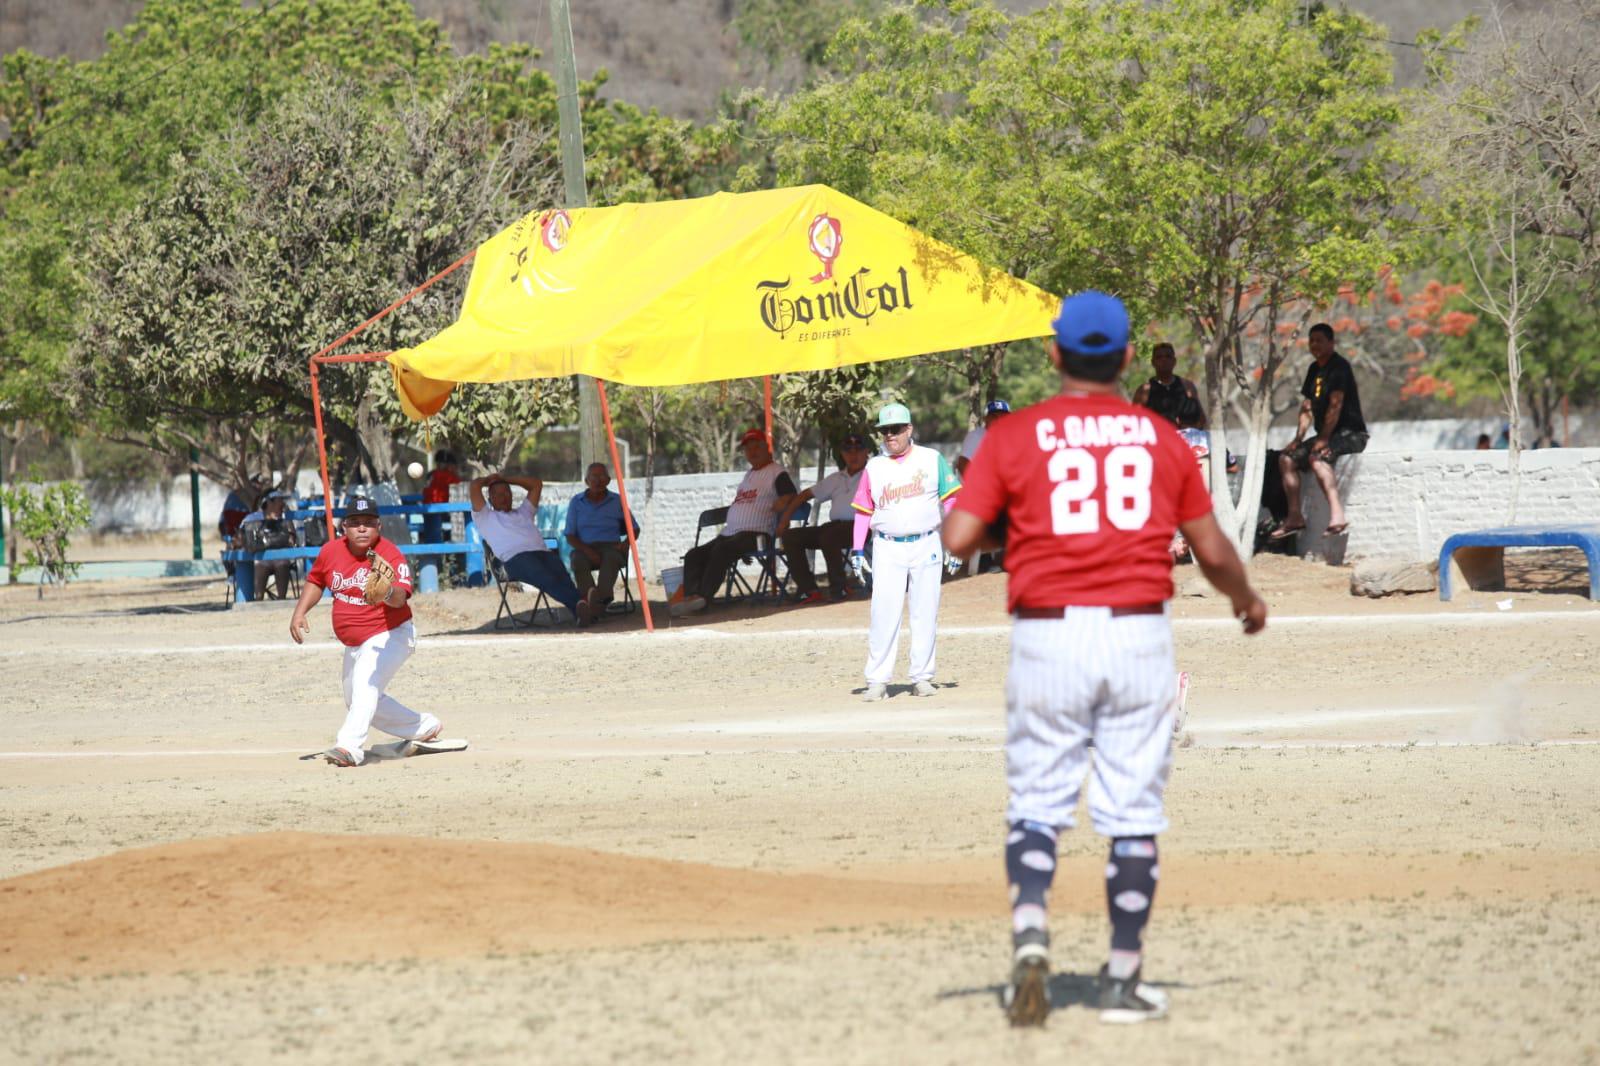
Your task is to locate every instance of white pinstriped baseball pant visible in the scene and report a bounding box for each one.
[1005,609,1176,836]
[334,621,440,764]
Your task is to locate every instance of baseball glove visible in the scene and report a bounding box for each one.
[363,549,396,606]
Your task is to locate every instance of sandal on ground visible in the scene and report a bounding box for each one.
[1324,522,1349,536]
[1267,522,1305,541]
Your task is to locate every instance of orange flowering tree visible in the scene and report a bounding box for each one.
[1193,271,1480,429]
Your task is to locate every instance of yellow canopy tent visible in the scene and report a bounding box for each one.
[310,185,1059,632]
[386,184,1057,409]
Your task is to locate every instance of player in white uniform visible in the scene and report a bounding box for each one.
[850,403,961,701]
[945,291,1267,1027]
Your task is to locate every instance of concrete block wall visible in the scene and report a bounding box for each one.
[1292,448,1600,563]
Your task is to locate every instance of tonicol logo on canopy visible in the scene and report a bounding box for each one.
[757,213,916,342]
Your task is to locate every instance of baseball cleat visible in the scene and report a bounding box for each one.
[1096,963,1168,1023]
[1003,928,1051,1027]
[862,683,887,702]
[796,590,827,606]
[911,680,936,697]
[322,746,358,767]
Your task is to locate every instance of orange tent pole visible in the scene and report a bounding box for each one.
[309,251,476,363]
[309,357,336,541]
[763,374,773,449]
[595,379,655,633]
[309,351,395,538]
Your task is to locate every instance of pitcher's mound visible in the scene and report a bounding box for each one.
[0,832,992,977]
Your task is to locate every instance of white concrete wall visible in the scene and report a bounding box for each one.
[1293,448,1600,563]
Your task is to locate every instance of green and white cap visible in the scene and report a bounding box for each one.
[875,402,913,427]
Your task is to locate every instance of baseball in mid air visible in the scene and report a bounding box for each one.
[407,461,425,479]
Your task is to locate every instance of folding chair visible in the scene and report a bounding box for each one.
[754,501,811,602]
[485,544,564,628]
[606,548,638,615]
[688,506,756,603]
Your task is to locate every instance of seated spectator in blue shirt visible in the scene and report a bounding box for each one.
[564,463,641,609]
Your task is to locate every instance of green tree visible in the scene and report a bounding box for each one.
[759,0,1411,551]
[1418,277,1600,443]
[1411,2,1599,515]
[68,73,566,492]
[0,480,91,590]
[0,0,731,492]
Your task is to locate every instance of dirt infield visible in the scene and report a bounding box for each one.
[2,554,1598,1064]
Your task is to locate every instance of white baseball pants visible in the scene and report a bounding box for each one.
[864,531,945,685]
[334,621,439,765]
[1005,609,1176,837]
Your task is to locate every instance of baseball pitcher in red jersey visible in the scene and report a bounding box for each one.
[289,494,444,767]
[945,291,1267,1027]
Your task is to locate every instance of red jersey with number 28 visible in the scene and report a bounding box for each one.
[953,392,1211,612]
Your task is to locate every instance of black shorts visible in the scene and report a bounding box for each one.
[1285,429,1368,470]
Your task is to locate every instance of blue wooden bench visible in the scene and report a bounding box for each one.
[1437,523,1600,601]
[224,501,484,603]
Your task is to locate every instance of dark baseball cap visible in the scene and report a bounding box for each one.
[345,494,380,517]
[1053,291,1129,357]
[841,432,868,448]
[985,399,1011,415]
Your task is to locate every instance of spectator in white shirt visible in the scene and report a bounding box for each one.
[471,473,595,626]
[775,432,871,604]
[675,428,797,615]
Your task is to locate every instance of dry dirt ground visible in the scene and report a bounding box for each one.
[2,552,1599,1064]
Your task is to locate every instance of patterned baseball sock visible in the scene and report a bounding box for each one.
[1005,820,1058,933]
[1106,836,1159,977]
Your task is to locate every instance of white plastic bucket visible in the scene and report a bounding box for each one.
[658,566,685,602]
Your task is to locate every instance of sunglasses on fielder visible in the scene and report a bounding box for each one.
[879,424,909,437]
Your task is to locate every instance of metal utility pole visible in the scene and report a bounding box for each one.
[550,0,606,478]
[188,446,203,561]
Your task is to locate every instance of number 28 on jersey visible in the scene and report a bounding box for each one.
[1038,414,1158,536]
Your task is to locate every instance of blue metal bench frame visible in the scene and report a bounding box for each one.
[224,502,484,604]
[1437,523,1600,602]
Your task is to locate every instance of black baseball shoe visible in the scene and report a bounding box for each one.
[1002,927,1050,1027]
[1096,963,1169,1023]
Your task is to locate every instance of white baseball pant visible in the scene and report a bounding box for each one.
[864,530,945,685]
[334,621,440,765]
[1005,609,1176,836]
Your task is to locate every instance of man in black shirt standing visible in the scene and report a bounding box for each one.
[1272,322,1369,538]
[1133,342,1206,428]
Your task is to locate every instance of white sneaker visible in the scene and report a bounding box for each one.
[670,595,707,617]
[862,683,887,702]
[912,680,936,697]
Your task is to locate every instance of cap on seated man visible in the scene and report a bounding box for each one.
[471,473,595,626]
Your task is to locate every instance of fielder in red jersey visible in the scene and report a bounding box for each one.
[290,494,443,767]
[945,290,1267,1028]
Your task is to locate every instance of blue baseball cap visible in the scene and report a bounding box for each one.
[985,399,1011,415]
[1052,291,1129,357]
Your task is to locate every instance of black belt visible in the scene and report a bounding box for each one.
[1014,603,1164,619]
